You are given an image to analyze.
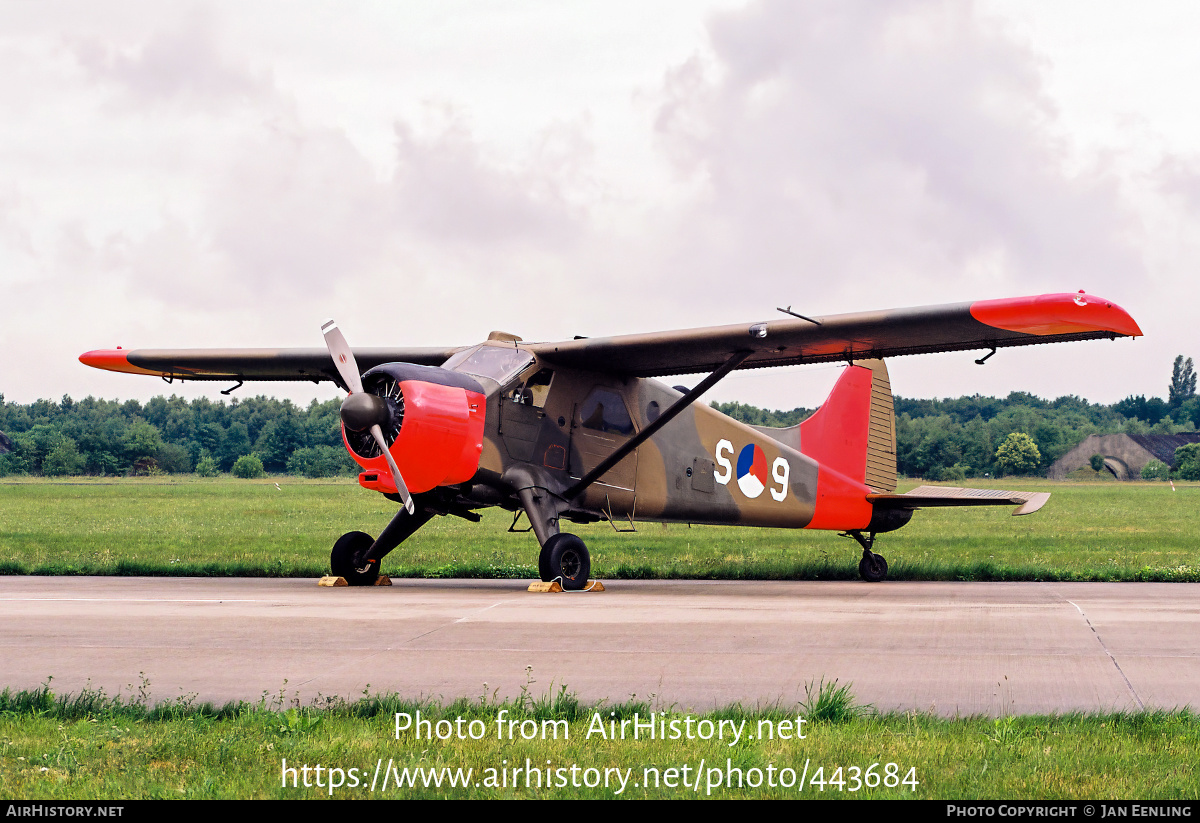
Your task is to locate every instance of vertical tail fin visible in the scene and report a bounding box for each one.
[798,359,896,493]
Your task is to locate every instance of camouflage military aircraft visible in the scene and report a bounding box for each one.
[81,291,1140,588]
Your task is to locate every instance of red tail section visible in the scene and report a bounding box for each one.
[799,360,896,530]
[799,365,873,484]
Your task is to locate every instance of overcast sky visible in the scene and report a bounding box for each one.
[3,1,1197,410]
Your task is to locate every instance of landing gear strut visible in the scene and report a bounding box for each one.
[330,498,434,586]
[539,533,591,590]
[512,481,591,591]
[845,530,888,583]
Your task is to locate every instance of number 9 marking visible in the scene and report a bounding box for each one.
[771,457,789,501]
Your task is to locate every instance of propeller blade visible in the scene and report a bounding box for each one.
[323,318,415,514]
[321,319,363,395]
[371,423,415,514]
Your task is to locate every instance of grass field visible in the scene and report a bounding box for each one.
[2,478,1197,800]
[1,476,1197,581]
[2,681,1196,799]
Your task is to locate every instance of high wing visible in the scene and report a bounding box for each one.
[80,292,1139,383]
[78,346,464,387]
[525,292,1141,377]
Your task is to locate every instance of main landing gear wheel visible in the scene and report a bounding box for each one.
[539,533,591,591]
[330,531,380,586]
[858,552,888,583]
[844,529,888,583]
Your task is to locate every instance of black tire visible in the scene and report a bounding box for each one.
[538,542,553,583]
[542,533,590,591]
[331,531,380,586]
[858,552,888,583]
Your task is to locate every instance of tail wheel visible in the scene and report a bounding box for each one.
[540,533,590,591]
[858,552,888,583]
[331,531,380,586]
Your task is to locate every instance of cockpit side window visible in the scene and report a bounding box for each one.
[578,388,634,436]
[509,369,554,409]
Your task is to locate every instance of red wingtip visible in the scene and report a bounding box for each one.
[79,349,161,376]
[970,292,1142,338]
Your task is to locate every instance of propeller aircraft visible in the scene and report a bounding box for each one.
[80,291,1141,589]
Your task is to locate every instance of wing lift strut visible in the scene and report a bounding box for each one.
[562,349,753,502]
[508,347,753,590]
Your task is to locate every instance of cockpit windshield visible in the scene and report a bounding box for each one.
[442,345,534,386]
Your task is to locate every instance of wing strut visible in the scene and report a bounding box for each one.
[564,350,752,501]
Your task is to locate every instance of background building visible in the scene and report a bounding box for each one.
[1048,433,1200,480]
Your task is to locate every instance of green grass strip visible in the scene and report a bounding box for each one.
[1,679,1195,799]
[2,477,1198,582]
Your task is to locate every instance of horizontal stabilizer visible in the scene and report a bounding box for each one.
[868,485,1050,516]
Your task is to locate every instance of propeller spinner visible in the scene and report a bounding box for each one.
[321,319,415,514]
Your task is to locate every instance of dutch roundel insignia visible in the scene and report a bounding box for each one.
[736,444,768,499]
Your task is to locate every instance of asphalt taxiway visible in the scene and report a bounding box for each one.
[2,577,1196,715]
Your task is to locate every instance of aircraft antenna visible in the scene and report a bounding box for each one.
[776,305,822,325]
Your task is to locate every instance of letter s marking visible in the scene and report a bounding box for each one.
[714,439,733,485]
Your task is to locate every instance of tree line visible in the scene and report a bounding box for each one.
[0,357,1195,479]
[0,394,356,478]
[714,357,1200,480]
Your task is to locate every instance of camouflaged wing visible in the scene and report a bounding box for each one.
[526,293,1140,377]
[78,347,465,385]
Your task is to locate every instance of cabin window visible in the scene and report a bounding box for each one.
[510,369,554,408]
[578,388,634,436]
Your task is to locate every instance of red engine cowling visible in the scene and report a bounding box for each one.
[342,367,486,496]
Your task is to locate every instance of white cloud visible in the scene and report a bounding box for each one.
[0,1,1192,409]
[391,113,585,251]
[650,0,1143,321]
[68,6,272,110]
